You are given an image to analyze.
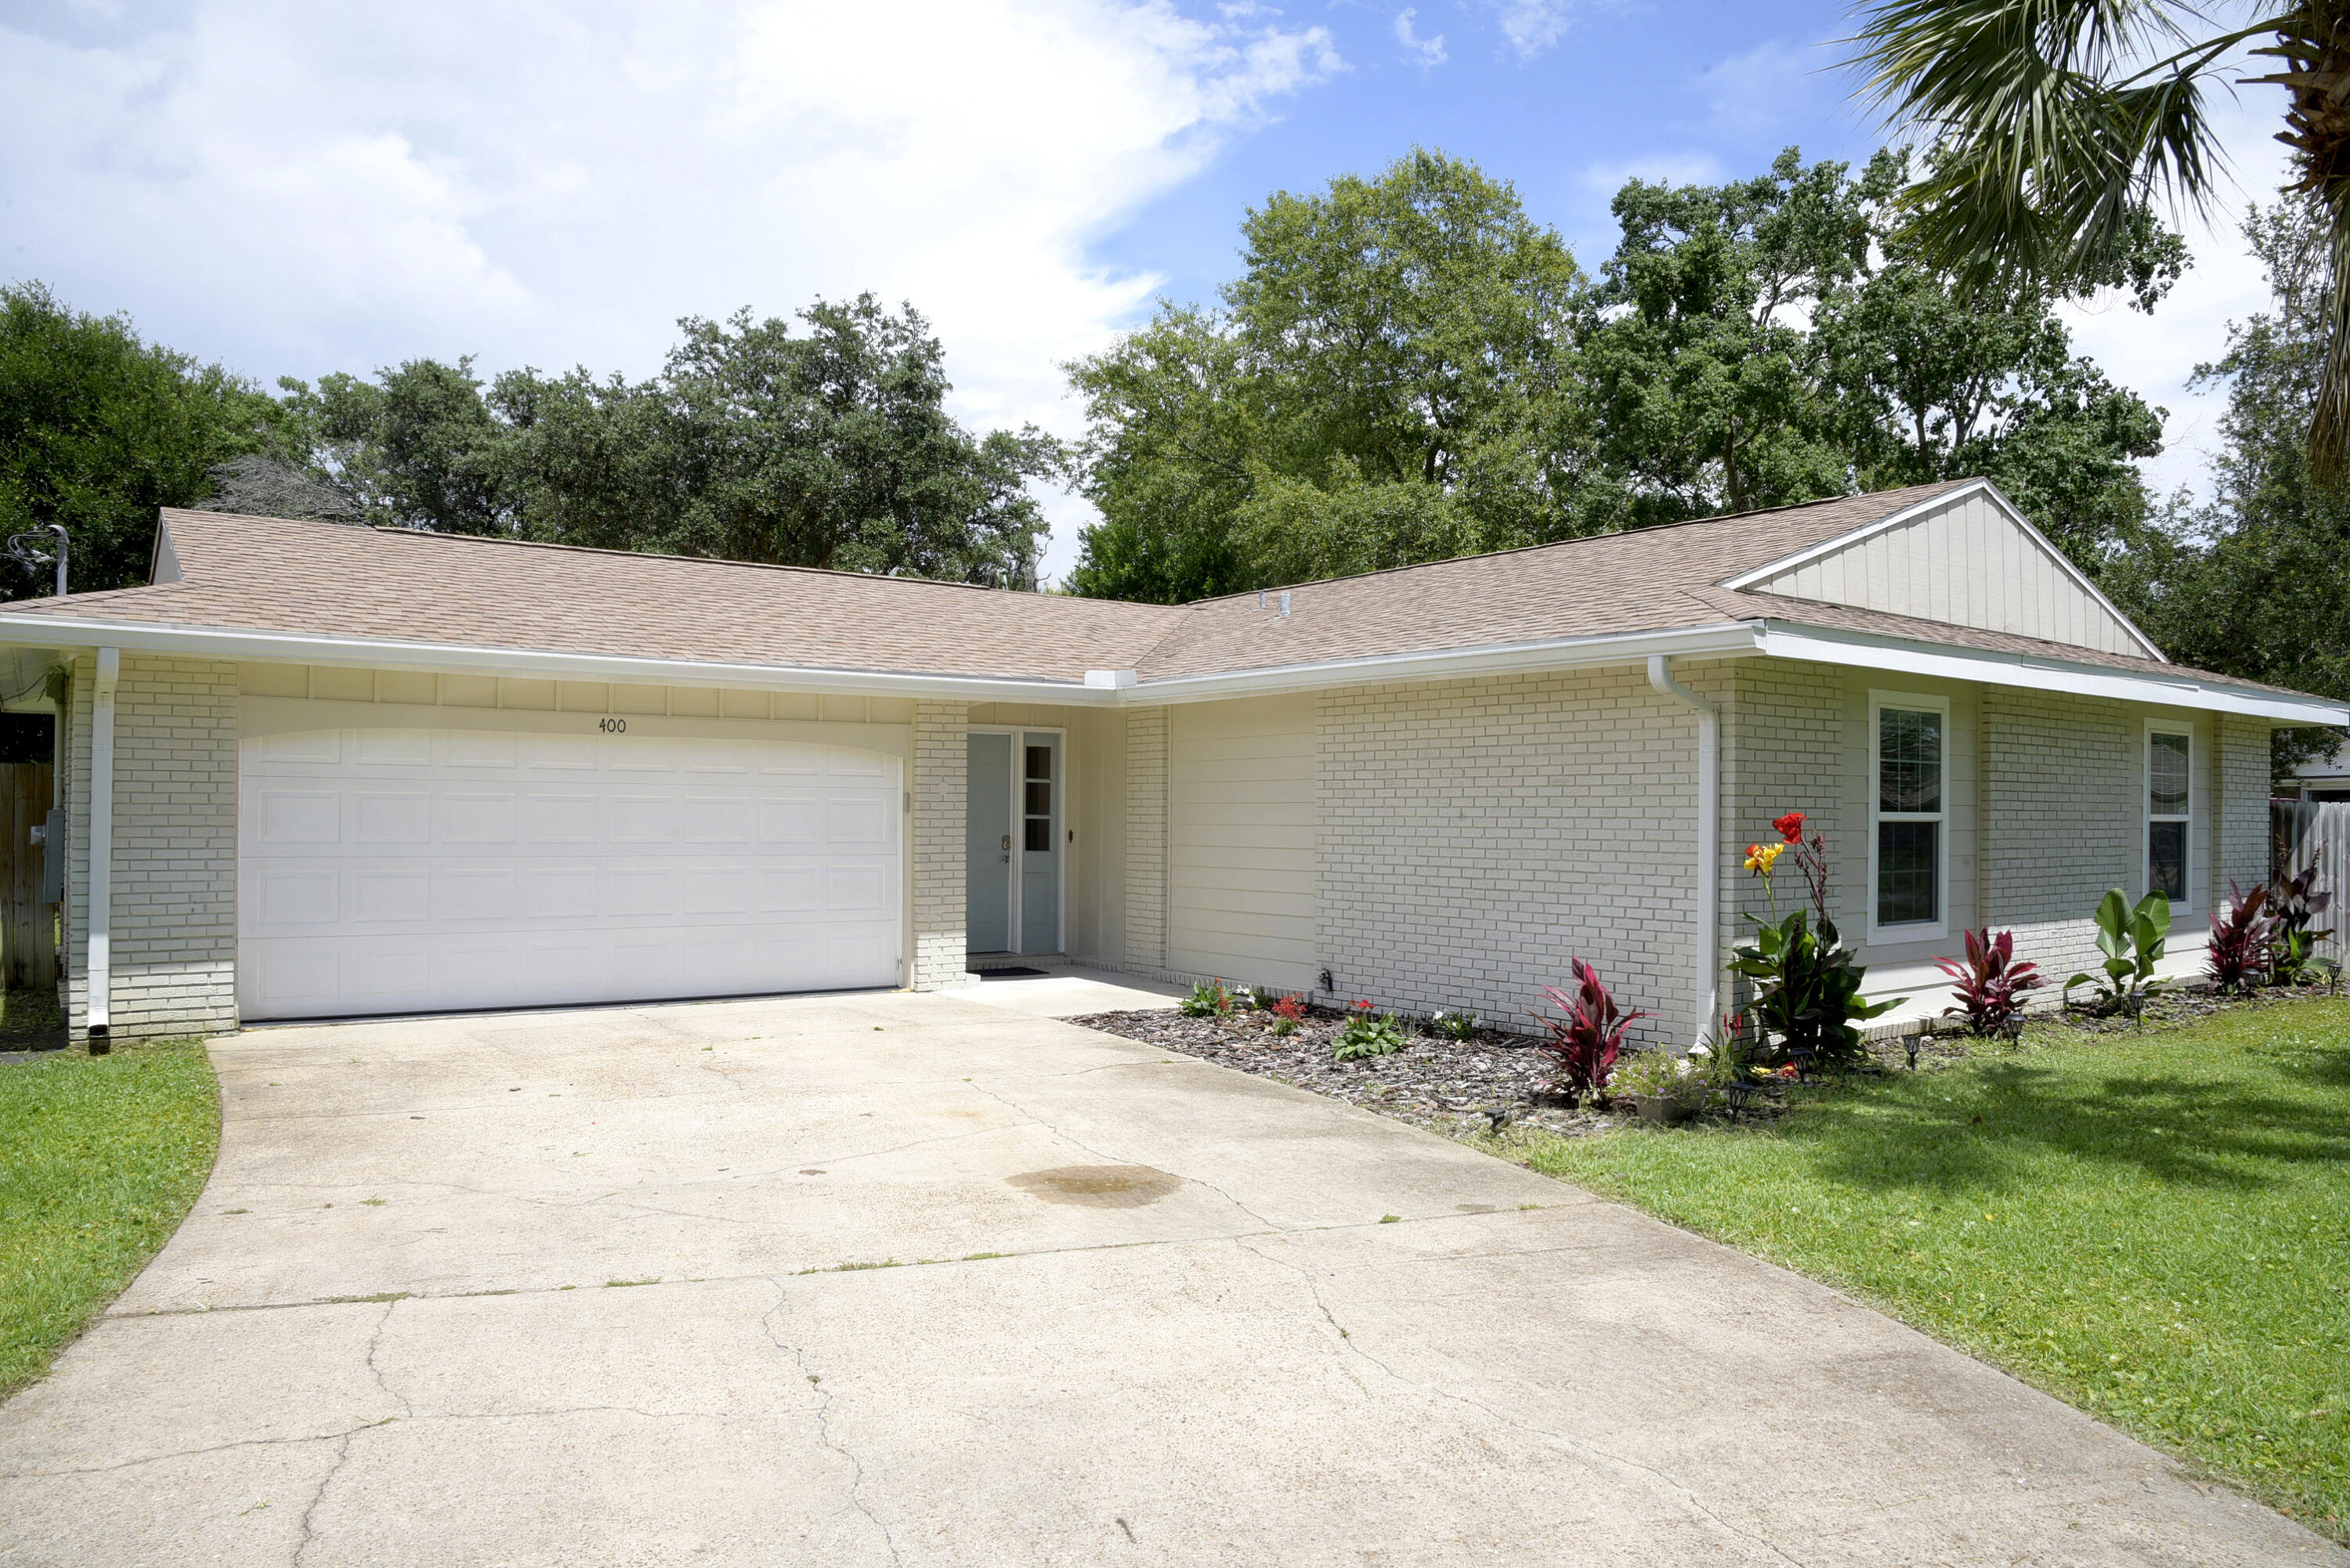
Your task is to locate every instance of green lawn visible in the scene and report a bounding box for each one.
[0,1038,219,1399]
[1490,998,2350,1542]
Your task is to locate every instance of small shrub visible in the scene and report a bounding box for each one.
[1934,927,2044,1036]
[2063,890,2171,1017]
[1532,959,1645,1107]
[1430,1009,1477,1042]
[1332,1000,1412,1060]
[1271,994,1306,1022]
[2206,881,2275,996]
[1737,812,1899,1071]
[1182,978,1235,1018]
[1609,1048,1710,1114]
[1246,985,1285,1013]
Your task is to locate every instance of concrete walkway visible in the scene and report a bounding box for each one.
[0,988,2337,1566]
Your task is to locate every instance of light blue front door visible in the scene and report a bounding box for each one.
[1018,732,1061,953]
[965,732,1011,953]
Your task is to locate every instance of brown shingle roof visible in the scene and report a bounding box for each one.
[0,481,2308,701]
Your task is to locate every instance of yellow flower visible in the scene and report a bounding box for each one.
[1744,841,1784,876]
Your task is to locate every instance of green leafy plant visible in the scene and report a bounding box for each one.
[1332,1000,1412,1061]
[2064,890,2171,1018]
[1268,994,1306,1036]
[1182,977,1235,1018]
[1608,1048,1711,1115]
[1429,1009,1477,1042]
[1730,909,1900,1072]
[1246,985,1285,1013]
[1532,959,1645,1107]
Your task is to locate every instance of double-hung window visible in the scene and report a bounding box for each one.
[2146,726,2192,904]
[1872,695,1947,935]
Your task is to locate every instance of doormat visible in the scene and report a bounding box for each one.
[974,966,1050,978]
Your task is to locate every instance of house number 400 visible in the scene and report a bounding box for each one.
[598,717,627,734]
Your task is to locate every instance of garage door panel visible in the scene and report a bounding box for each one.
[355,729,431,767]
[442,794,517,844]
[349,869,430,923]
[354,793,430,844]
[240,729,902,1019]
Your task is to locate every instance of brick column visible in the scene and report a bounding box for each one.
[1123,706,1168,970]
[910,701,975,990]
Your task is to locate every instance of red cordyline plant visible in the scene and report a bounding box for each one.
[1533,958,1647,1107]
[2207,881,2277,996]
[1933,928,2044,1037]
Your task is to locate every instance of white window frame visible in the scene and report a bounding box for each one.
[2143,720,2194,912]
[1868,690,1950,944]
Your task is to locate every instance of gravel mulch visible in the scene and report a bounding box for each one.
[1068,1006,1618,1138]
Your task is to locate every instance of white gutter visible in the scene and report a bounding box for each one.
[85,647,118,1052]
[1647,656,1718,1050]
[1757,623,2350,726]
[0,610,2335,724]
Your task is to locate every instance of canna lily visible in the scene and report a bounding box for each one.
[1743,842,1785,875]
[1773,811,1806,844]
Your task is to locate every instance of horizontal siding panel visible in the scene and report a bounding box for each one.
[1168,694,1318,990]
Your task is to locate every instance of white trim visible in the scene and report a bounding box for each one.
[2144,719,2195,912]
[1867,690,1951,945]
[1125,624,1760,703]
[1647,656,1718,1047]
[86,648,118,1035]
[967,724,1068,956]
[1755,622,2348,725]
[1722,478,2167,660]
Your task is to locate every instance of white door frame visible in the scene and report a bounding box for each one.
[967,724,1066,955]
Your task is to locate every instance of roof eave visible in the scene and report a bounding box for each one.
[1758,621,2349,724]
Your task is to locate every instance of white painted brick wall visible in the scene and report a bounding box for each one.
[2217,715,2271,895]
[63,653,239,1042]
[1312,667,1701,1048]
[1124,707,1168,970]
[911,700,975,990]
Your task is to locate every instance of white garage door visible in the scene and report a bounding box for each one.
[238,721,902,1021]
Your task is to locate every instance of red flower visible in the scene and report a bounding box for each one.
[1773,811,1806,844]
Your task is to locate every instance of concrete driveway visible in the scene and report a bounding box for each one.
[1,982,2338,1567]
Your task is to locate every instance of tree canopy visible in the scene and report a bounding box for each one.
[0,283,299,600]
[1065,146,2173,602]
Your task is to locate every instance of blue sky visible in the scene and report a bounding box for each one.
[0,1,2290,580]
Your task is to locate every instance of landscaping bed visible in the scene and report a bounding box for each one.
[1068,1006,1617,1137]
[0,1038,219,1399]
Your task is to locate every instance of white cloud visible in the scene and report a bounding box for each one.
[0,0,1341,580]
[2057,79,2296,507]
[1394,8,1447,67]
[1489,0,1569,57]
[1693,39,1821,138]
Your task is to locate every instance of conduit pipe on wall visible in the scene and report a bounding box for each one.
[1647,655,1717,1049]
[86,647,118,1052]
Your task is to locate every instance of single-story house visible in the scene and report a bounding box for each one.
[2,475,2343,1049]
[2285,740,2350,802]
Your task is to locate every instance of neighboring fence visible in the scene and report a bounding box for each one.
[2274,799,2350,966]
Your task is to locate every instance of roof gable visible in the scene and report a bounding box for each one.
[1722,479,2161,660]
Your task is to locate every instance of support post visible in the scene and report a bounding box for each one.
[85,647,118,1052]
[1648,655,1718,1049]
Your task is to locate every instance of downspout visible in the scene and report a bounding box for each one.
[85,648,118,1053]
[1647,655,1717,1049]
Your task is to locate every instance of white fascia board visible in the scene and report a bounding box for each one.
[1759,622,2350,725]
[1721,479,2167,661]
[0,616,1119,706]
[1123,623,1761,704]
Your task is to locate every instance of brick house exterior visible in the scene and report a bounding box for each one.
[5,478,2341,1046]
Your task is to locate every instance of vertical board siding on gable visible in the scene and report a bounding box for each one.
[1316,669,1696,1036]
[1168,695,1318,992]
[1756,492,2146,658]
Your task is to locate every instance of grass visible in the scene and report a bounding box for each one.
[0,1038,219,1400]
[1488,998,2350,1542]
